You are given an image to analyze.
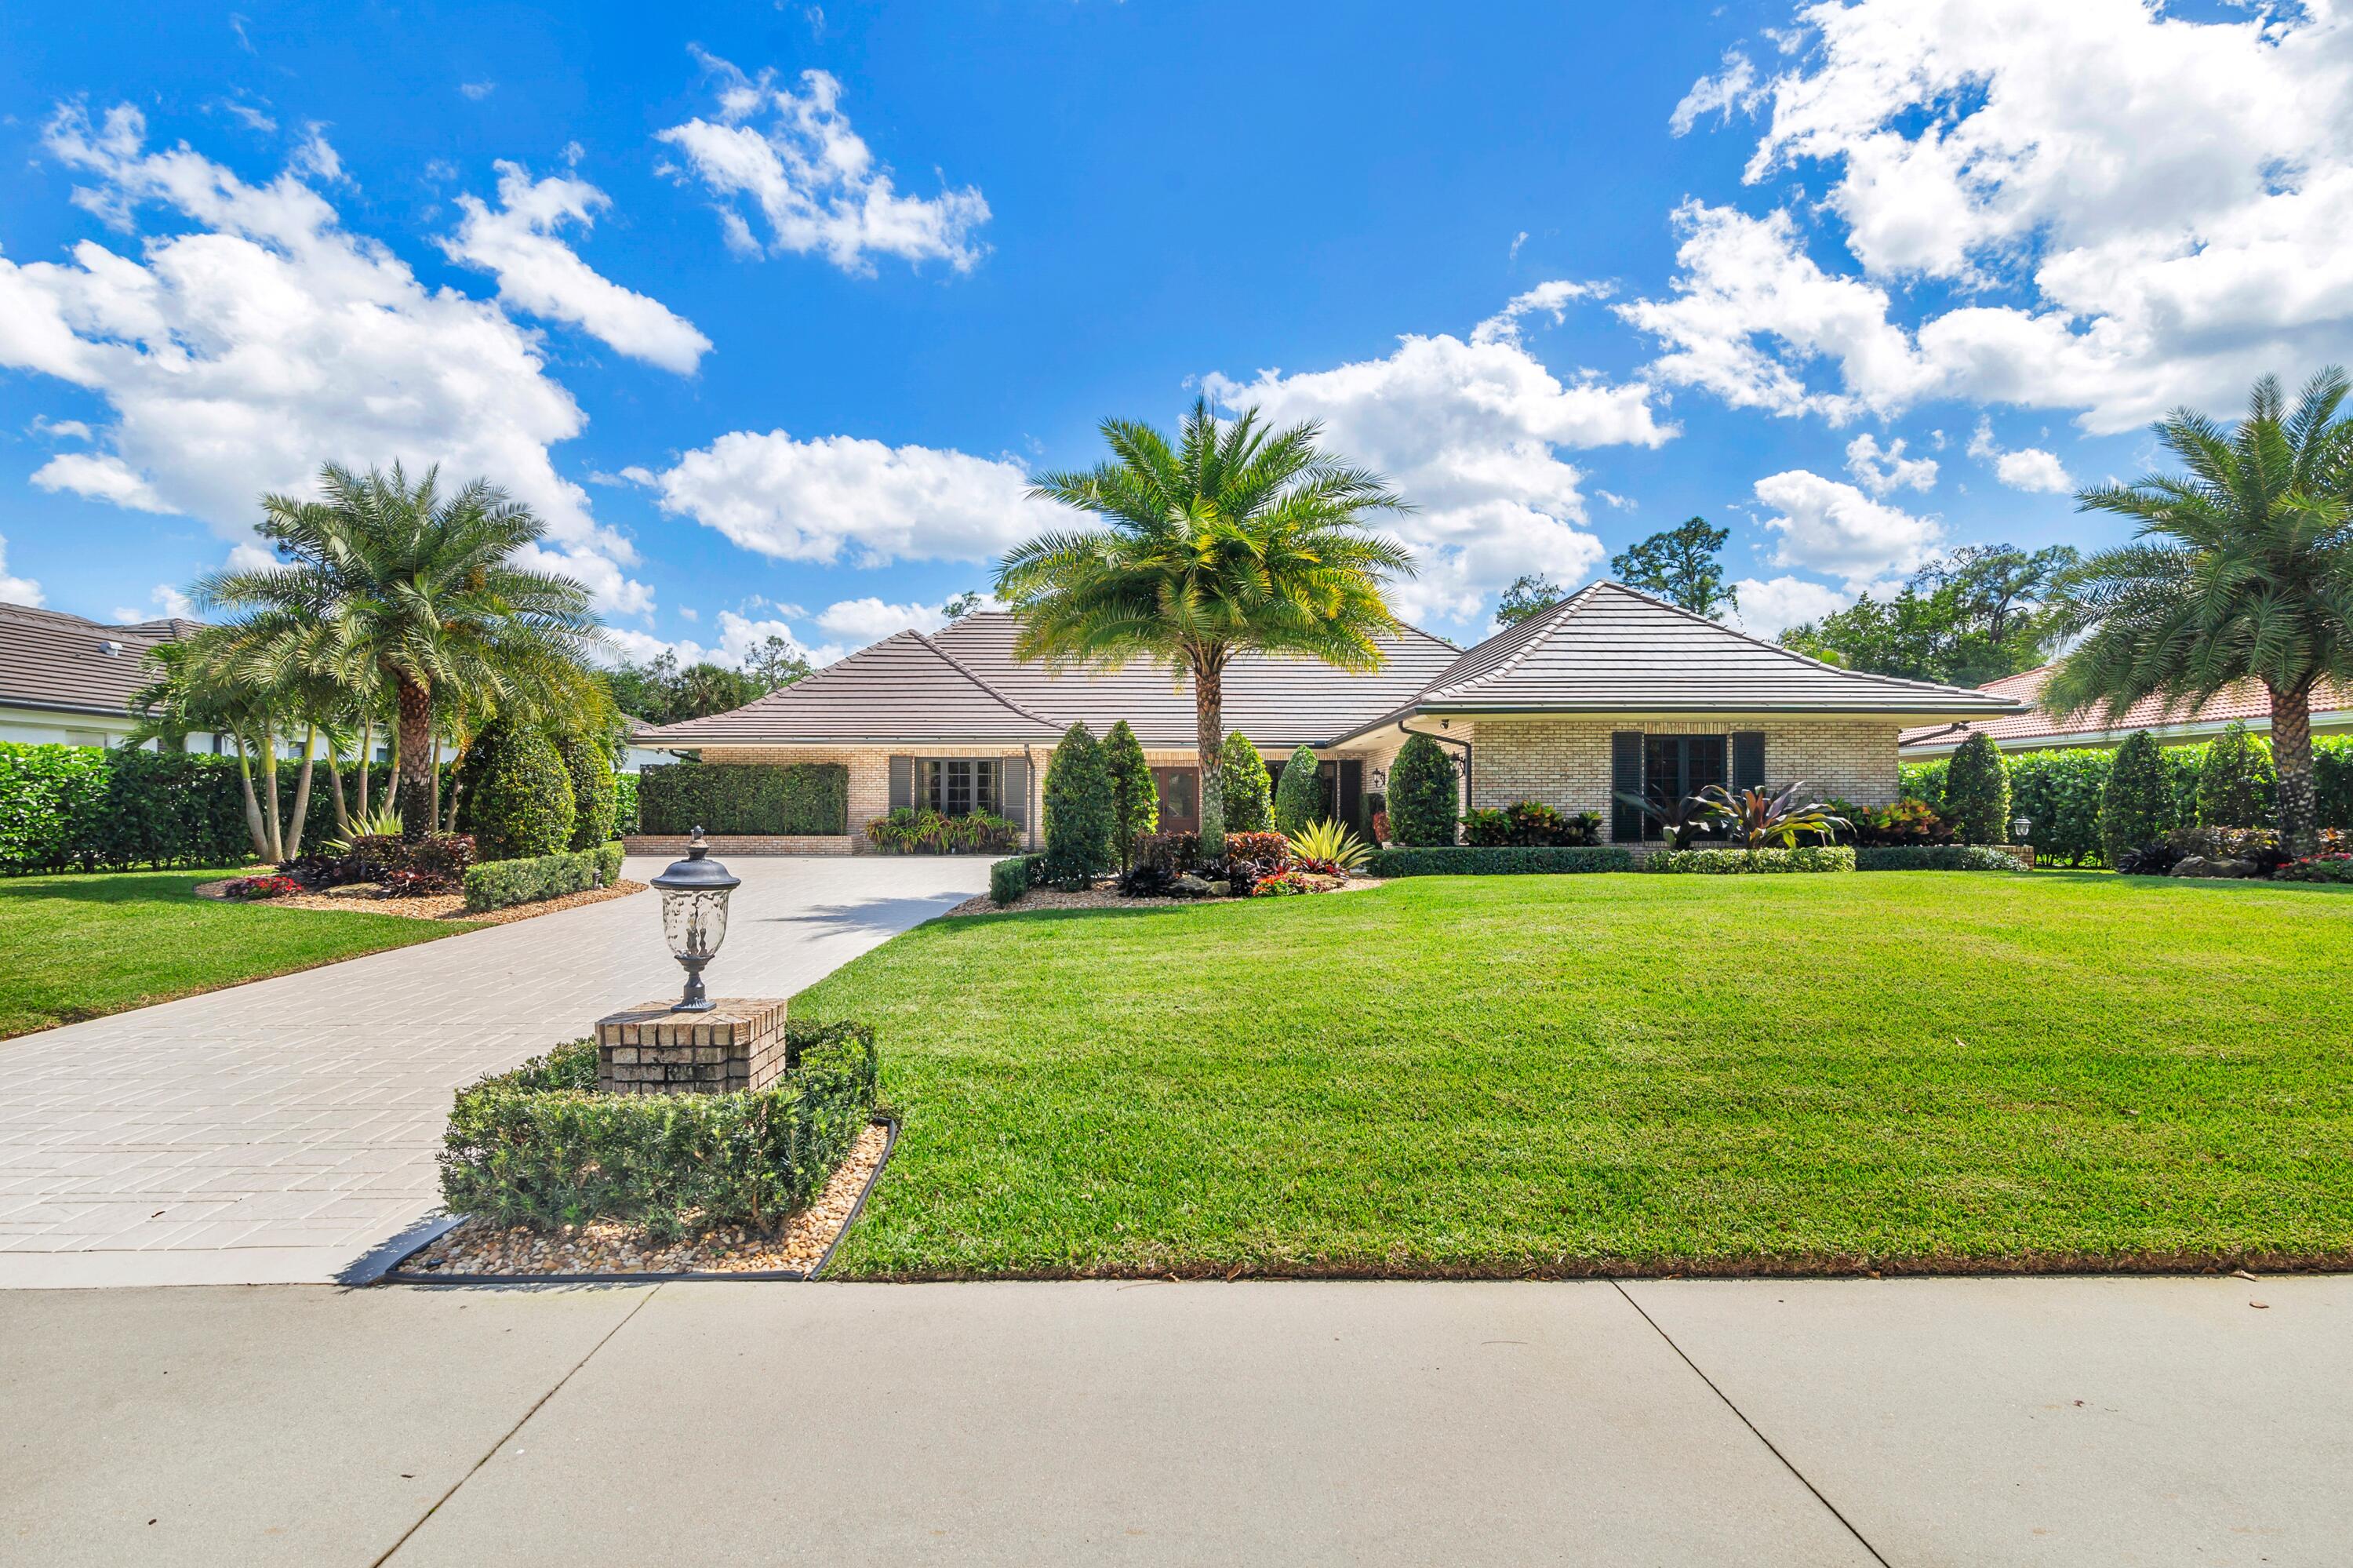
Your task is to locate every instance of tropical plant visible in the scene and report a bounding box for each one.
[998,397,1413,855]
[1287,817,1371,872]
[1386,733,1459,846]
[1460,799,1602,847]
[2047,369,2353,857]
[2101,730,2177,866]
[325,804,405,856]
[1611,787,1715,849]
[863,807,1021,855]
[1042,722,1115,886]
[1102,719,1158,871]
[1272,744,1324,835]
[1943,732,2013,845]
[198,462,607,841]
[1691,782,1850,849]
[1825,796,1953,848]
[1219,733,1273,832]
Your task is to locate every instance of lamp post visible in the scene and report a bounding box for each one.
[649,828,740,1013]
[2011,815,2031,843]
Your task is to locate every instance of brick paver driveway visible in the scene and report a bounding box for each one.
[0,856,993,1287]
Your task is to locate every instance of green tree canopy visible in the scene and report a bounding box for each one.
[1494,573,1565,627]
[1780,544,2078,687]
[1610,517,1736,617]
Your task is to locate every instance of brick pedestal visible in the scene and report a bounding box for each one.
[595,997,789,1095]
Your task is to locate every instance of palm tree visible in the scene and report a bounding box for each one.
[198,463,606,839]
[998,398,1414,854]
[2048,369,2353,857]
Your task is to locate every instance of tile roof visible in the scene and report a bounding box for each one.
[1331,582,2024,740]
[636,628,1067,745]
[1897,666,2353,752]
[0,601,195,720]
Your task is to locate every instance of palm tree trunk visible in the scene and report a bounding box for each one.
[287,722,318,857]
[394,677,434,841]
[325,734,351,836]
[260,726,285,863]
[1193,646,1227,857]
[232,733,269,860]
[428,729,442,834]
[2269,677,2320,858]
[356,712,373,819]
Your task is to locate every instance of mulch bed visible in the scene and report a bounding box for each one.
[388,1121,893,1281]
[194,876,649,926]
[944,875,1384,919]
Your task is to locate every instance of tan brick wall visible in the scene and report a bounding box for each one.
[1464,715,1901,825]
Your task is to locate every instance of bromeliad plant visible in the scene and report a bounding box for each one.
[1692,783,1851,850]
[1286,817,1372,873]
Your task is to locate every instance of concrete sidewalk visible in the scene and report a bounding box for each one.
[5,1274,2343,1566]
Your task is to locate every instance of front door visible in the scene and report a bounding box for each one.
[1151,766,1201,835]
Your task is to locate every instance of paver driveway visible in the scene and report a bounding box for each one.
[0,855,993,1287]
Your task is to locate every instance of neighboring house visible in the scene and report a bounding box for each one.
[0,601,202,748]
[1899,665,2353,758]
[614,717,670,773]
[637,584,2020,851]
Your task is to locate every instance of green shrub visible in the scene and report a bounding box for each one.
[989,853,1044,905]
[1362,846,1634,877]
[461,842,624,911]
[1220,733,1272,833]
[1645,846,1857,874]
[1042,722,1115,886]
[1134,831,1201,875]
[1104,719,1158,870]
[2197,720,2274,827]
[1853,846,2028,871]
[459,720,576,860]
[0,743,117,871]
[864,807,1020,854]
[2277,852,2353,883]
[2101,730,2177,866]
[556,733,619,849]
[1272,744,1323,835]
[2006,748,2110,866]
[438,1019,879,1239]
[636,761,849,836]
[1942,732,2012,845]
[1387,733,1459,846]
[1899,759,1947,813]
[1460,799,1603,847]
[2318,737,2353,828]
[613,772,639,836]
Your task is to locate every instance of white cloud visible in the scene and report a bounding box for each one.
[0,533,44,606]
[1842,432,1937,496]
[814,595,957,642]
[1670,49,1761,136]
[1966,418,2074,494]
[656,53,990,274]
[440,160,711,373]
[1751,467,1942,591]
[460,82,496,101]
[606,609,844,673]
[1470,279,1610,346]
[0,104,649,613]
[1638,0,2353,434]
[225,540,276,573]
[216,100,278,135]
[646,429,1060,567]
[1724,573,1849,638]
[29,416,93,442]
[1204,313,1675,624]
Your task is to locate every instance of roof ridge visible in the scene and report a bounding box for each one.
[1420,580,1602,704]
[908,628,1067,729]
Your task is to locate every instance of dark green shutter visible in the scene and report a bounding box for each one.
[889,755,915,811]
[999,756,1027,829]
[1610,731,1644,842]
[1732,731,1766,793]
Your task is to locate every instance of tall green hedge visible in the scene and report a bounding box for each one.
[1220,733,1273,834]
[459,720,575,861]
[636,761,849,835]
[0,742,345,873]
[613,772,639,837]
[2006,748,2110,866]
[2196,721,2274,827]
[1942,732,2011,845]
[557,733,619,849]
[1387,733,1458,846]
[1042,722,1114,886]
[2101,731,2176,864]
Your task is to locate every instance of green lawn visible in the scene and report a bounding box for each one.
[0,868,473,1039]
[802,871,2353,1278]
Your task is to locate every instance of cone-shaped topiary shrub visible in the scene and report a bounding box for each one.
[2197,719,2274,828]
[460,719,576,861]
[1220,733,1272,833]
[2101,729,2175,866]
[556,732,618,849]
[1273,744,1324,835]
[1388,733,1459,846]
[1943,731,2012,845]
[1102,719,1158,871]
[1043,722,1115,886]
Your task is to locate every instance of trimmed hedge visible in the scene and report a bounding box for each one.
[558,733,618,850]
[1854,845,2028,871]
[438,1019,880,1239]
[1042,722,1115,886]
[461,842,624,912]
[459,720,574,861]
[1944,732,2011,845]
[1272,744,1322,836]
[1363,846,1635,877]
[637,761,849,836]
[2006,748,2109,867]
[1219,733,1273,833]
[613,772,639,837]
[1645,845,1857,874]
[989,853,1044,905]
[1387,733,1459,846]
[0,741,359,873]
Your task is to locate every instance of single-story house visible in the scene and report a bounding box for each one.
[635,582,2023,851]
[0,600,202,748]
[1899,665,2353,758]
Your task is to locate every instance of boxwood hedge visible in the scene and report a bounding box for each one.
[1853,845,2028,871]
[461,842,624,912]
[1362,845,1634,877]
[637,761,849,836]
[1644,846,1856,874]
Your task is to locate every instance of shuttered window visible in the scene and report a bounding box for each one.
[1610,732,1643,842]
[1732,731,1766,794]
[921,759,1000,817]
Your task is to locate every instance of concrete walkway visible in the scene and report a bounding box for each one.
[0,856,992,1288]
[3,1275,2343,1566]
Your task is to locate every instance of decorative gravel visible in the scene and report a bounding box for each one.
[944,875,1383,919]
[396,1121,891,1279]
[195,876,649,926]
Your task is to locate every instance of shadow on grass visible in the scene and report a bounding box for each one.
[2027,867,2353,896]
[0,868,264,908]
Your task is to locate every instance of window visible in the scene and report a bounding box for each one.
[1642,734,1727,839]
[922,759,998,817]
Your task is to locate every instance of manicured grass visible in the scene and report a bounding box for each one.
[802,871,2353,1278]
[0,868,473,1038]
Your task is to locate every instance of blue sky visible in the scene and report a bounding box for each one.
[3,0,2347,662]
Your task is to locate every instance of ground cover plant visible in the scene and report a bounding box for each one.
[805,871,2353,1278]
[0,868,466,1038]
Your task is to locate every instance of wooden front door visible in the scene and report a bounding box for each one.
[1151,766,1201,835]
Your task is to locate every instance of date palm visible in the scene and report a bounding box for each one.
[998,398,1413,855]
[2047,369,2353,857]
[198,463,604,839]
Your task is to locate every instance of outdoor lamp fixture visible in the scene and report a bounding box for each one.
[2012,815,2032,842]
[1370,768,1387,792]
[650,828,740,1013]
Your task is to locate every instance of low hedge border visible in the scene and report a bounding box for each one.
[988,853,1045,905]
[436,1019,881,1239]
[461,842,625,912]
[1854,845,2029,871]
[1645,846,1857,874]
[1364,846,1635,877]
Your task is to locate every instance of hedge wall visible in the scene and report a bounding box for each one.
[1645,846,1856,874]
[0,742,364,873]
[636,761,849,835]
[1362,846,1634,877]
[1853,846,2028,871]
[613,772,639,836]
[461,842,624,912]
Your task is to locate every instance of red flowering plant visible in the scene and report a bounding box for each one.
[224,875,303,900]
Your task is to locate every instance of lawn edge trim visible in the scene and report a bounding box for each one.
[375,1115,897,1286]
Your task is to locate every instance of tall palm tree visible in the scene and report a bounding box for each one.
[2048,369,2353,857]
[998,398,1414,854]
[198,463,605,839]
